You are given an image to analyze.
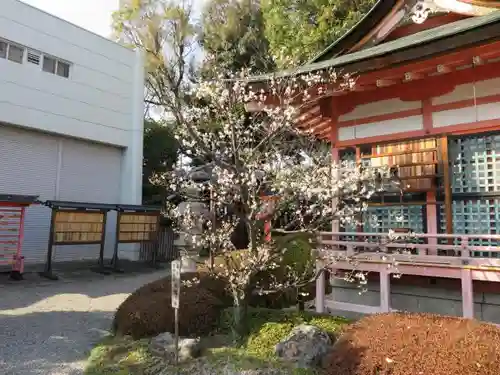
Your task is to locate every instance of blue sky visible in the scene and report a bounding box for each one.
[20,0,120,38]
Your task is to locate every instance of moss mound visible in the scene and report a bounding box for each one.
[113,271,229,339]
[325,312,500,375]
[84,336,155,375]
[219,307,348,358]
[89,308,348,375]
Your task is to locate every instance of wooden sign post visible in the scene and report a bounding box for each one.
[39,201,116,280]
[110,205,161,272]
[171,259,181,366]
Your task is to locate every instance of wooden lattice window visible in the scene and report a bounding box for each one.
[450,134,500,193]
[364,205,424,234]
[439,200,500,256]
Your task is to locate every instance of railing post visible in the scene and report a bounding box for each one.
[461,267,474,319]
[315,259,325,314]
[346,244,354,257]
[380,236,388,254]
[461,236,470,259]
[380,268,391,313]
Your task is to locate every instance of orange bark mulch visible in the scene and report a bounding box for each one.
[325,312,500,375]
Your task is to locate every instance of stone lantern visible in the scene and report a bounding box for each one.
[173,164,212,273]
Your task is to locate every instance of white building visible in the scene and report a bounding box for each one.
[0,0,144,267]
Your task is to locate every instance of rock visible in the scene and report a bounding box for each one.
[275,324,332,368]
[150,332,202,363]
[237,370,284,375]
[178,338,202,360]
[203,365,285,375]
[180,256,197,273]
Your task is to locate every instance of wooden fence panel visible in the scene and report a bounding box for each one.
[139,226,178,262]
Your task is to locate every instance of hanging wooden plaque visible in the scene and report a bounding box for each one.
[118,212,159,243]
[53,211,105,245]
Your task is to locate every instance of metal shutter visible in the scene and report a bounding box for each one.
[54,138,123,262]
[0,124,58,265]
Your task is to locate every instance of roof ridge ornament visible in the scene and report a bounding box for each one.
[410,0,444,24]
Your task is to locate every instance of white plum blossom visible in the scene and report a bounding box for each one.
[151,66,403,318]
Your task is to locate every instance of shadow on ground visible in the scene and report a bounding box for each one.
[0,261,170,310]
[0,268,169,375]
[0,310,116,375]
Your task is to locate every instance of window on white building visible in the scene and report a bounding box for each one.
[0,37,71,78]
[56,60,70,78]
[43,55,70,78]
[0,40,7,59]
[7,43,23,64]
[42,55,56,73]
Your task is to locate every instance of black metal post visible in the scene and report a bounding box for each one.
[39,207,59,280]
[109,211,124,273]
[150,214,162,269]
[174,306,179,368]
[93,210,111,275]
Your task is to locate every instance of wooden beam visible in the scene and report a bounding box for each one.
[298,116,324,129]
[354,37,500,86]
[461,268,474,319]
[380,269,391,313]
[376,79,397,87]
[437,64,452,74]
[298,105,320,121]
[422,98,433,135]
[426,191,438,252]
[317,126,332,138]
[440,135,453,236]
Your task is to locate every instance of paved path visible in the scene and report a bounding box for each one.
[0,270,167,375]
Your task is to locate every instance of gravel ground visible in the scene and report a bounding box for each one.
[0,270,167,375]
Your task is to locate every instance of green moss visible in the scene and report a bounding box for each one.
[84,336,156,375]
[202,346,318,375]
[219,307,349,358]
[85,308,349,375]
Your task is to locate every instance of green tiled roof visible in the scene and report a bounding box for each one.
[248,11,500,83]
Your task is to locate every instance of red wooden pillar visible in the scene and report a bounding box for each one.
[423,98,439,250]
[259,195,279,243]
[330,104,340,234]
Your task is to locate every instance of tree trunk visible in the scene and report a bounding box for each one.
[297,289,305,311]
[232,294,249,344]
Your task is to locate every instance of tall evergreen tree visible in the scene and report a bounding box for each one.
[261,0,377,67]
[142,119,179,204]
[199,0,275,75]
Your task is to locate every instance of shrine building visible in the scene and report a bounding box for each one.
[249,0,500,323]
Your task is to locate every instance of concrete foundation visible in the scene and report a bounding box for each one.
[327,278,500,324]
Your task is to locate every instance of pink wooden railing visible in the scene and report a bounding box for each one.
[315,232,500,319]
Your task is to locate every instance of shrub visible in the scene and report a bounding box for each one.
[249,233,331,309]
[113,271,230,339]
[192,271,233,306]
[203,233,332,310]
[325,312,500,375]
